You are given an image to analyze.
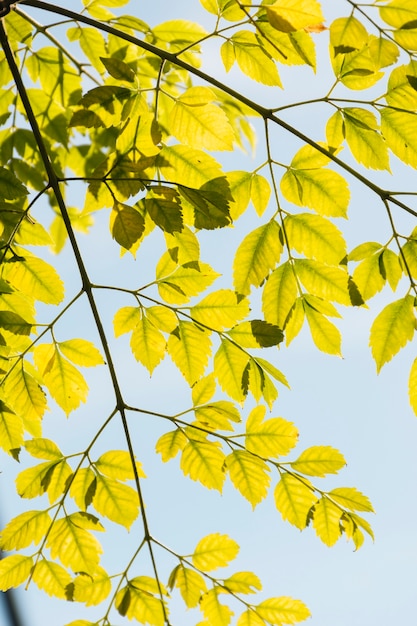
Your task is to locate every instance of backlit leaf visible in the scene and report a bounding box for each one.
[234,220,282,295]
[0,555,33,591]
[291,446,346,477]
[72,566,112,606]
[370,295,415,372]
[46,514,103,575]
[200,588,234,626]
[173,565,207,608]
[329,487,374,513]
[58,339,105,367]
[93,474,139,529]
[32,559,72,599]
[222,571,262,595]
[95,450,145,481]
[312,497,342,546]
[227,450,271,508]
[266,0,324,33]
[0,510,51,551]
[180,439,226,491]
[155,429,187,462]
[255,596,311,624]
[274,473,318,529]
[246,405,298,458]
[192,533,239,571]
[192,289,250,331]
[168,321,212,385]
[214,339,250,403]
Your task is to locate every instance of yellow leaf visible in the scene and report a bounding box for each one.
[145,305,178,333]
[171,89,235,151]
[159,144,224,188]
[72,566,111,606]
[352,253,385,301]
[222,571,262,595]
[16,459,72,503]
[237,609,266,626]
[227,450,270,508]
[284,213,347,264]
[156,253,219,304]
[5,252,64,304]
[70,467,96,511]
[255,596,311,624]
[168,321,212,385]
[231,31,282,86]
[95,450,146,481]
[58,339,105,367]
[93,474,139,529]
[214,339,250,403]
[180,439,226,491]
[274,473,318,529]
[266,0,324,32]
[409,357,417,416]
[329,487,374,513]
[342,107,390,170]
[113,306,141,337]
[46,514,103,575]
[0,510,51,551]
[192,533,239,571]
[370,295,415,372]
[32,559,72,599]
[131,313,167,375]
[245,405,298,459]
[290,446,346,477]
[24,437,62,460]
[251,173,271,216]
[381,108,417,168]
[200,588,234,626]
[115,583,166,625]
[234,221,282,296]
[34,344,89,415]
[262,262,298,330]
[173,565,207,608]
[312,497,342,546]
[192,373,216,406]
[0,402,24,454]
[0,555,33,591]
[195,400,241,431]
[3,362,46,433]
[304,304,342,356]
[155,429,187,462]
[192,289,250,331]
[281,168,350,217]
[295,259,351,305]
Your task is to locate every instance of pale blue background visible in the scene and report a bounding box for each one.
[1,1,417,625]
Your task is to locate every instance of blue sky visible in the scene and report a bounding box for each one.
[1,1,417,625]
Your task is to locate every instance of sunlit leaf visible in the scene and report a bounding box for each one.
[192,533,239,571]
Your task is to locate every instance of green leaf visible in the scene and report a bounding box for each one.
[192,533,239,571]
[226,450,271,508]
[369,295,415,372]
[100,56,135,82]
[0,167,28,199]
[255,596,311,624]
[180,439,226,491]
[290,446,346,477]
[312,497,342,547]
[110,202,145,251]
[274,473,318,529]
[233,221,282,295]
[245,405,298,459]
[0,555,33,591]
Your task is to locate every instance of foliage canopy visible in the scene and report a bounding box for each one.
[0,0,416,624]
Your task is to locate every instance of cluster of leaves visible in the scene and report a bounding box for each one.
[0,0,416,624]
